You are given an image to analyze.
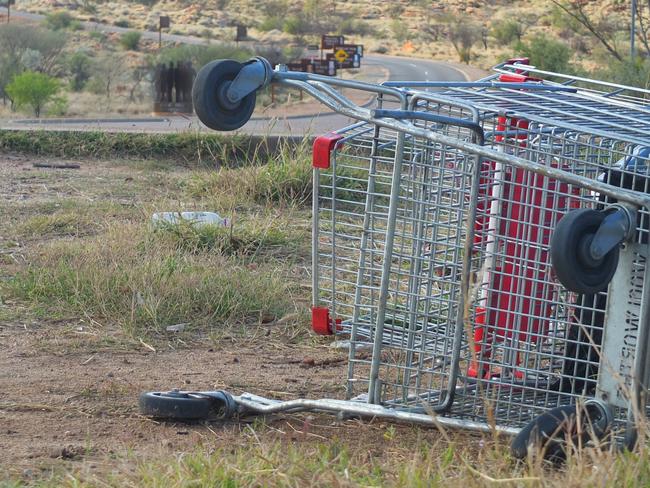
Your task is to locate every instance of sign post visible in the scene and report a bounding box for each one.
[6,0,15,24]
[159,15,170,49]
[235,25,247,45]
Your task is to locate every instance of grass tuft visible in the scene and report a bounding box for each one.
[184,137,313,208]
[0,130,305,167]
[6,222,296,336]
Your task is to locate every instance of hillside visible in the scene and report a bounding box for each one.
[14,0,638,71]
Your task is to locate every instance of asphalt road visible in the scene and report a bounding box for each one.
[0,7,471,136]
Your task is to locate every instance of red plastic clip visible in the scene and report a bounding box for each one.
[498,72,542,83]
[312,133,344,169]
[311,307,341,335]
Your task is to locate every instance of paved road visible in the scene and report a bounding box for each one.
[1,7,471,136]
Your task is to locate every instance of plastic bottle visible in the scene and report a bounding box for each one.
[151,212,230,228]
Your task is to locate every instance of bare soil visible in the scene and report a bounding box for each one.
[0,319,353,478]
[0,153,456,482]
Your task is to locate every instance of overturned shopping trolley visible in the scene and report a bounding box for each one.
[140,57,650,459]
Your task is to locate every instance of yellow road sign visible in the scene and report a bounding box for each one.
[334,49,348,63]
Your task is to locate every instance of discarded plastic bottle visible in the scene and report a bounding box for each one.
[151,212,230,228]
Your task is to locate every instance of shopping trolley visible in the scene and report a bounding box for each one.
[140,57,650,459]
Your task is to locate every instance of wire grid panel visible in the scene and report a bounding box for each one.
[430,90,650,431]
[315,106,481,410]
[315,79,650,433]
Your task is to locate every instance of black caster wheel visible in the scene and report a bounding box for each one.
[139,390,235,421]
[551,208,620,294]
[192,59,256,131]
[511,400,612,462]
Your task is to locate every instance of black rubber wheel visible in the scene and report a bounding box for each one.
[139,391,216,420]
[511,401,612,462]
[192,59,256,131]
[551,209,620,294]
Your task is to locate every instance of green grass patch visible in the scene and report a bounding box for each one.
[17,212,96,238]
[5,221,298,336]
[152,219,296,256]
[184,137,313,208]
[0,130,305,167]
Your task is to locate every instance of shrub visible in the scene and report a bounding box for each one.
[490,19,523,46]
[158,44,253,69]
[338,18,374,36]
[515,34,572,73]
[114,19,130,28]
[283,15,309,36]
[391,19,409,43]
[45,95,68,117]
[5,71,60,117]
[259,16,284,32]
[44,11,74,30]
[120,31,142,51]
[597,57,650,91]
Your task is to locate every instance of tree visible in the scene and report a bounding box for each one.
[448,20,481,64]
[87,53,127,107]
[6,71,60,117]
[550,1,624,61]
[0,24,66,104]
[0,24,67,75]
[67,51,93,91]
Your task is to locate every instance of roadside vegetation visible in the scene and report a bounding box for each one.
[2,1,650,121]
[2,132,650,485]
[1,135,312,339]
[0,129,287,164]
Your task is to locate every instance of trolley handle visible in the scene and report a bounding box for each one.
[372,109,485,146]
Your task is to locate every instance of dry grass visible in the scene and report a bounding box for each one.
[1,137,313,339]
[2,137,650,487]
[11,424,650,487]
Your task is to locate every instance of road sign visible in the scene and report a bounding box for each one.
[236,25,247,42]
[334,49,348,63]
[307,59,336,76]
[287,62,305,72]
[159,16,170,29]
[321,35,344,50]
[307,44,319,51]
[327,52,358,70]
[335,45,360,60]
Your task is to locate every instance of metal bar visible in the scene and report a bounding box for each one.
[367,127,407,404]
[497,63,650,99]
[383,81,577,92]
[234,393,520,436]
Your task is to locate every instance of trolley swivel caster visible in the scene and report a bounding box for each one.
[551,206,636,294]
[192,57,273,131]
[511,399,613,462]
[139,389,238,421]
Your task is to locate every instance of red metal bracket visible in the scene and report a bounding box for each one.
[311,307,341,335]
[312,133,344,169]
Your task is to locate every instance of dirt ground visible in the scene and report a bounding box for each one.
[0,319,353,477]
[0,153,457,483]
